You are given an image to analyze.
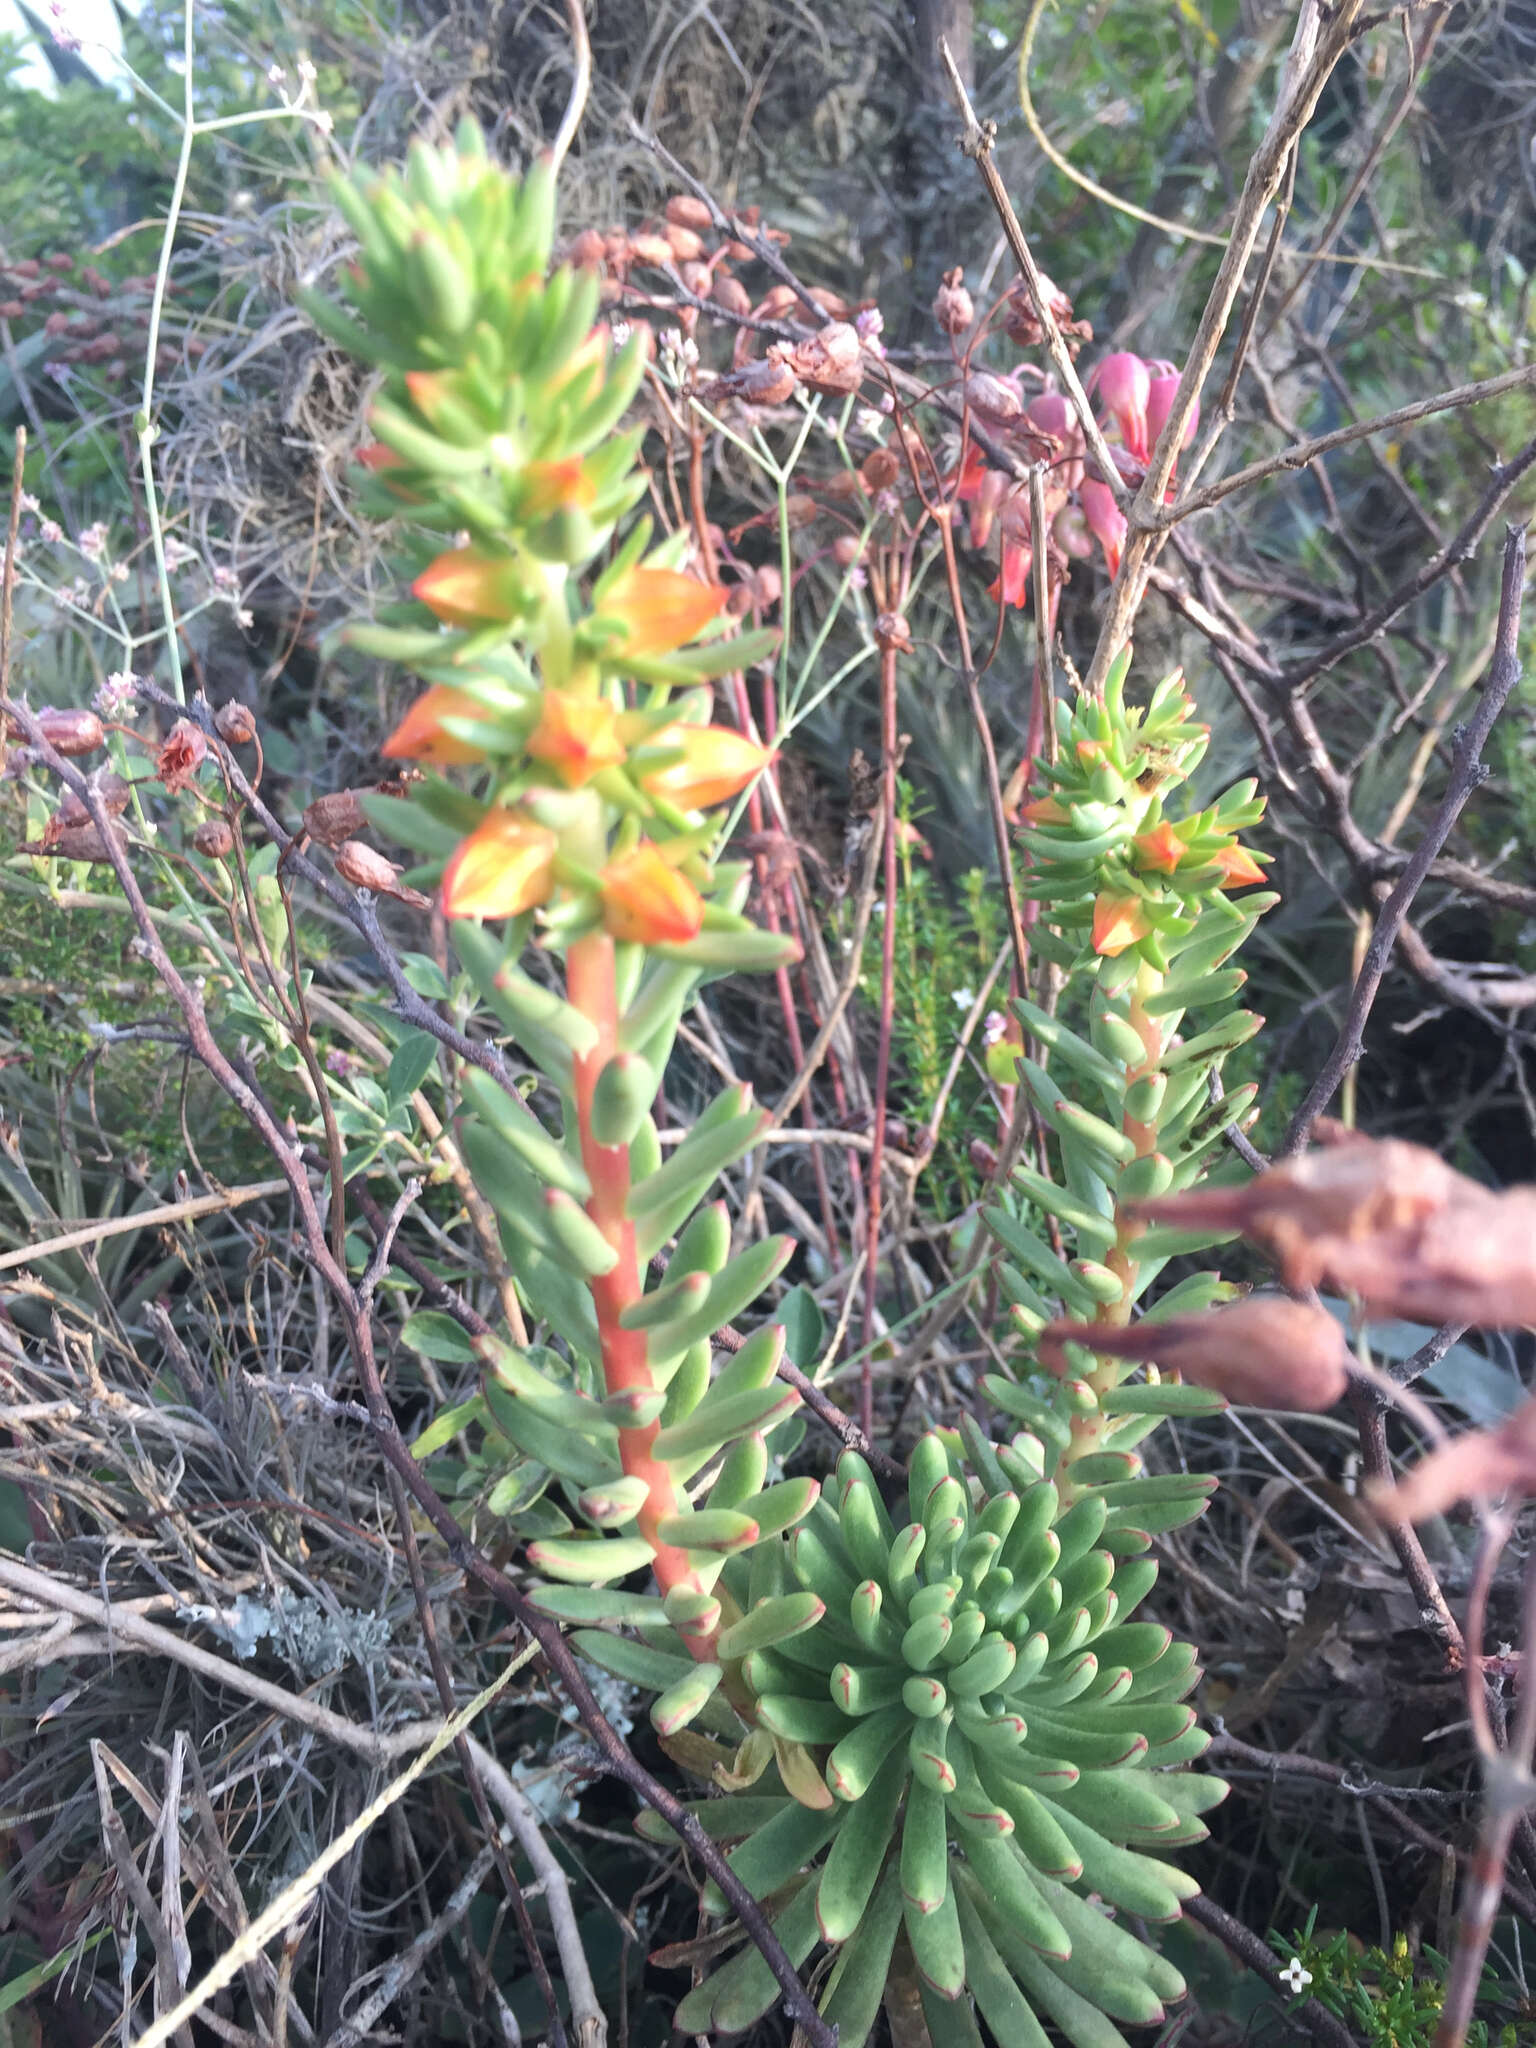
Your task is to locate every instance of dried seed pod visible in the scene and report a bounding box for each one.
[717,351,798,406]
[831,534,864,567]
[628,231,676,269]
[302,789,369,847]
[860,447,901,493]
[666,194,714,232]
[20,706,106,756]
[710,273,752,318]
[753,284,799,322]
[193,818,235,858]
[664,223,706,265]
[962,371,1023,424]
[29,820,123,863]
[567,227,608,270]
[334,839,432,909]
[932,266,974,335]
[215,700,257,744]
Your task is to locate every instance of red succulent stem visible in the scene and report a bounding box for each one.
[566,932,714,1645]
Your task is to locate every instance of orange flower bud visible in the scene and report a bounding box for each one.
[441,811,558,920]
[381,686,489,766]
[599,842,705,945]
[516,457,597,520]
[413,548,526,627]
[1091,890,1151,957]
[525,692,625,787]
[600,565,727,658]
[1132,822,1186,874]
[640,724,772,810]
[1019,793,1069,827]
[1211,841,1267,889]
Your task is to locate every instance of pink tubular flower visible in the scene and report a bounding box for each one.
[1079,477,1127,577]
[1092,352,1151,463]
[1144,359,1199,458]
[988,540,1032,610]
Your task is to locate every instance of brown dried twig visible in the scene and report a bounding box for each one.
[1280,522,1527,1156]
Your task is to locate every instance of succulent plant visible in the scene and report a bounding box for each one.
[315,121,1276,2045]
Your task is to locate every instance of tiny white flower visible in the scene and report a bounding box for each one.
[314,109,334,136]
[109,561,128,584]
[39,518,62,544]
[609,319,631,349]
[1279,1958,1312,1995]
[952,987,975,1009]
[296,56,317,85]
[162,536,195,571]
[19,491,39,513]
[855,406,887,441]
[266,61,286,85]
[78,522,108,561]
[236,607,254,630]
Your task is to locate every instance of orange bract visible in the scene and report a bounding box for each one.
[599,842,705,945]
[1091,890,1150,957]
[1132,822,1186,874]
[602,565,727,658]
[640,724,772,810]
[381,685,489,765]
[1211,842,1267,889]
[413,549,524,627]
[526,692,625,787]
[441,810,557,919]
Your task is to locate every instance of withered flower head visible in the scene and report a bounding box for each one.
[157,719,207,791]
[1133,1124,1536,1330]
[1372,1394,1536,1525]
[788,322,863,397]
[1131,1122,1466,1291]
[932,268,974,336]
[1040,1296,1351,1412]
[303,789,370,848]
[1002,273,1090,351]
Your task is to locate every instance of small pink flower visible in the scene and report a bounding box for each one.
[1092,352,1152,462]
[1144,359,1199,459]
[1079,477,1127,576]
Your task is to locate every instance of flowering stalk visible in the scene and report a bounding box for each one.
[309,124,803,1680]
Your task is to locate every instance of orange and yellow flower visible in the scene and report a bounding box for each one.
[526,692,625,787]
[1211,842,1267,889]
[381,685,490,765]
[599,842,705,945]
[639,724,772,810]
[413,548,526,627]
[441,810,557,919]
[1092,890,1151,958]
[516,457,598,521]
[601,565,727,658]
[1132,822,1186,874]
